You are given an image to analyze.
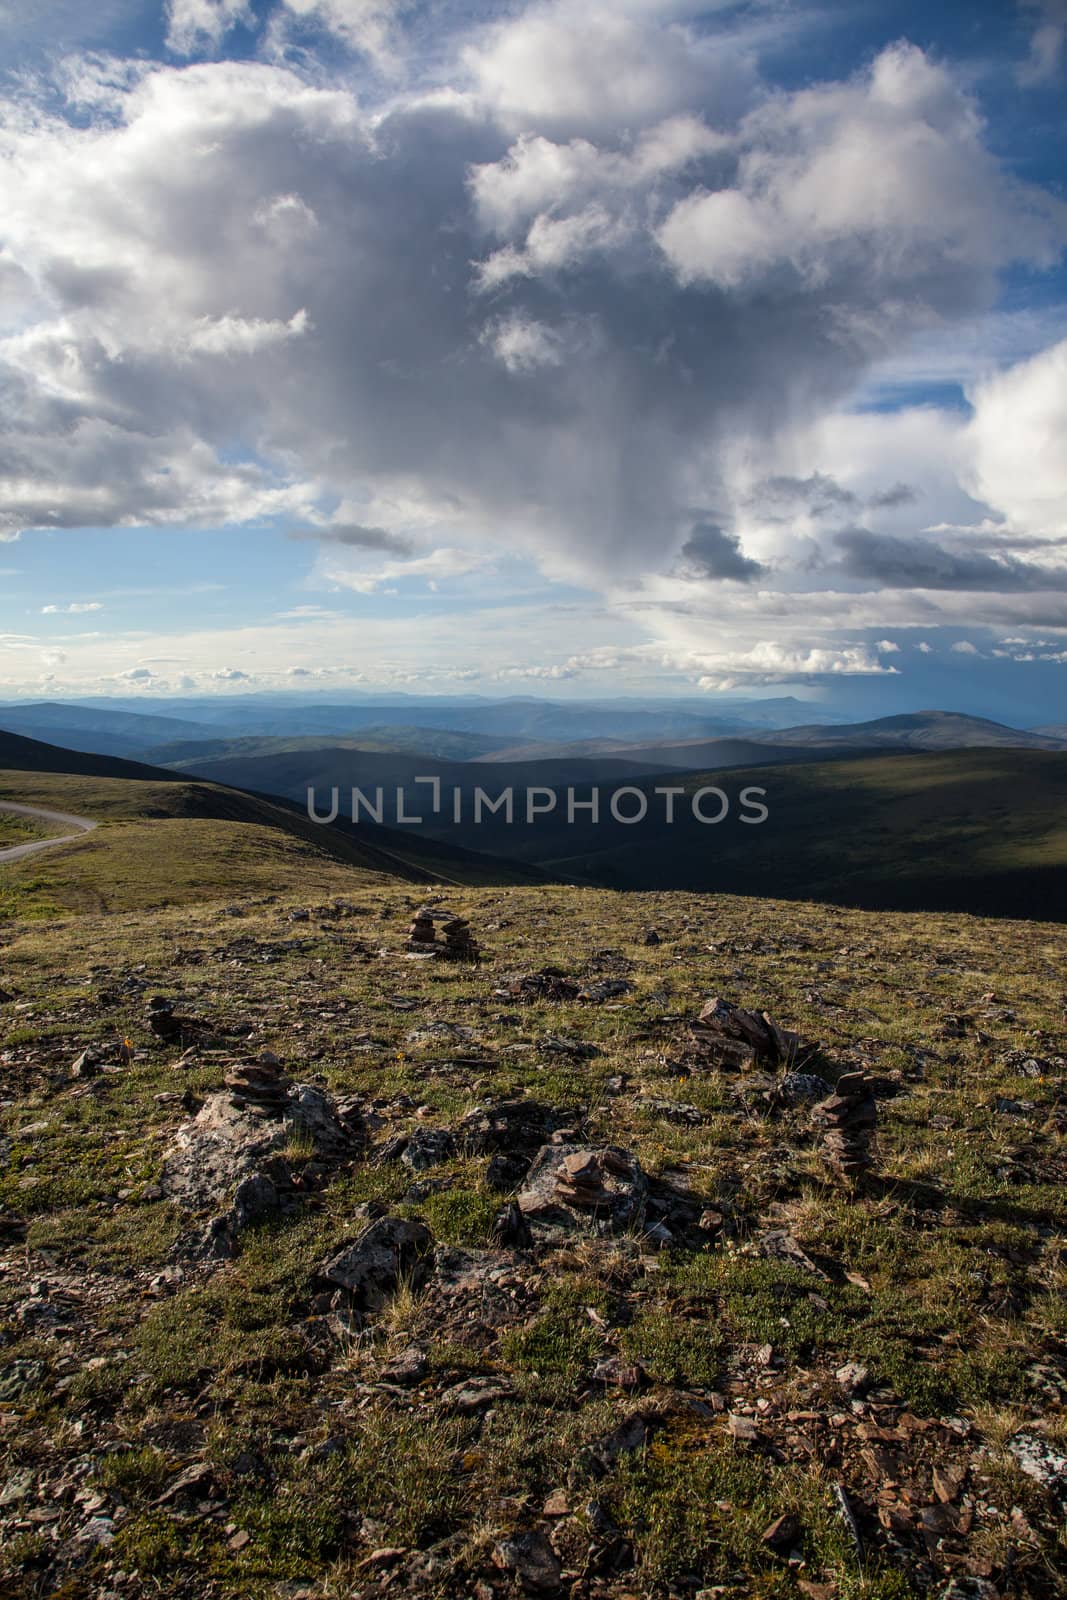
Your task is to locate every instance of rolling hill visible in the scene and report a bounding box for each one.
[149,745,668,802]
[0,730,553,918]
[482,710,1067,764]
[145,726,524,767]
[757,709,1067,751]
[0,701,219,759]
[538,749,1067,919]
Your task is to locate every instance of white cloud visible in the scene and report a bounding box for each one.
[1018,0,1067,83]
[463,0,759,139]
[0,12,1065,690]
[657,43,1064,295]
[185,310,310,357]
[320,545,490,594]
[965,337,1067,538]
[273,0,407,68]
[483,314,565,373]
[41,601,102,614]
[166,0,252,54]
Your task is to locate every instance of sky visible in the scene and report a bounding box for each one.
[0,0,1065,719]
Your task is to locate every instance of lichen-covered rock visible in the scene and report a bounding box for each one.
[161,1082,363,1214]
[492,1530,562,1593]
[401,1127,456,1171]
[319,1215,434,1312]
[517,1144,646,1235]
[776,1071,832,1104]
[457,1099,573,1156]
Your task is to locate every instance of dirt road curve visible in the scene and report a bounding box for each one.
[0,802,97,864]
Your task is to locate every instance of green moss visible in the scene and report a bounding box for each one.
[621,1309,724,1388]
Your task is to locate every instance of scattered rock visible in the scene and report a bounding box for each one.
[319,1215,434,1314]
[442,1375,515,1413]
[938,1581,999,1600]
[691,997,802,1069]
[1008,1431,1067,1498]
[154,1460,214,1506]
[757,1229,828,1279]
[380,1346,428,1385]
[762,1513,800,1550]
[579,978,634,1004]
[163,1076,363,1208]
[71,1048,104,1079]
[457,1099,574,1156]
[486,1152,531,1191]
[493,1529,562,1592]
[540,1035,601,1059]
[497,968,581,1003]
[146,996,226,1049]
[517,1144,646,1236]
[834,1361,870,1396]
[401,1128,456,1171]
[588,1412,657,1472]
[591,1356,645,1390]
[775,1071,832,1105]
[490,1201,534,1249]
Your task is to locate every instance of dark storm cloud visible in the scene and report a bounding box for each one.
[679,522,765,581]
[834,527,1065,590]
[289,524,415,555]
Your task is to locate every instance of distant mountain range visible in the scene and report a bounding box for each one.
[0,693,847,757]
[4,706,1067,917]
[756,709,1067,751]
[2,700,1061,770]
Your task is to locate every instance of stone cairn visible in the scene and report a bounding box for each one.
[406,907,479,959]
[811,1070,877,1182]
[440,915,479,961]
[224,1054,292,1117]
[554,1148,636,1209]
[407,907,438,951]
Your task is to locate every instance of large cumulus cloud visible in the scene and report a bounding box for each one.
[1,0,1066,685]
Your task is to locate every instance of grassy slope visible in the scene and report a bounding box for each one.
[0,768,549,920]
[0,810,65,849]
[539,750,1067,920]
[0,881,1064,1597]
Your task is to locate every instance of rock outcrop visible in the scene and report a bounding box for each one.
[160,1056,365,1257]
[517,1144,646,1236]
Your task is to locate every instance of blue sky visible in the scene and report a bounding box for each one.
[0,0,1065,719]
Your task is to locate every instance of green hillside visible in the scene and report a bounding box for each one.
[544,750,1067,919]
[0,733,553,920]
[146,735,1067,920]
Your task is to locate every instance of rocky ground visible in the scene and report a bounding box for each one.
[1,884,1065,1599]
